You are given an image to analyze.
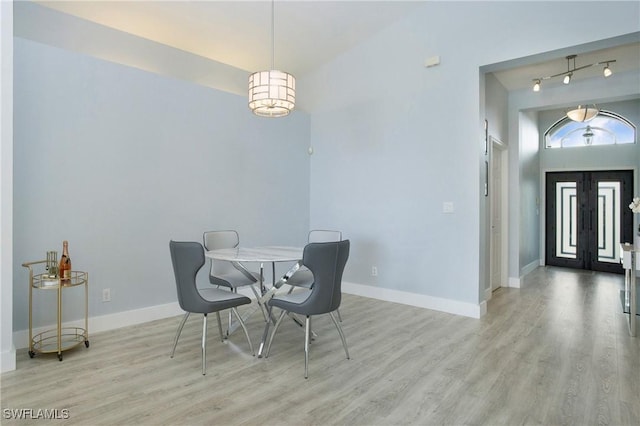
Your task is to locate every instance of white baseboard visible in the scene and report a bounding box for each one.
[12,283,487,349]
[508,260,541,289]
[12,285,260,350]
[13,302,184,350]
[342,281,485,319]
[484,287,493,301]
[479,300,487,317]
[508,277,521,288]
[521,259,540,277]
[1,345,16,372]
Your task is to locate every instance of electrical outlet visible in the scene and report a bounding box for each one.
[102,288,111,302]
[372,266,378,276]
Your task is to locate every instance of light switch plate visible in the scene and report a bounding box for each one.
[443,202,454,213]
[424,56,441,67]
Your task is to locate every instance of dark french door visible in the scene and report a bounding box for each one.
[545,170,634,273]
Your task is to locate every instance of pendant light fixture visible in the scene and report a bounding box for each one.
[248,0,295,117]
[566,104,599,122]
[582,125,594,145]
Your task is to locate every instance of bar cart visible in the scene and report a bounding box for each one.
[22,260,89,361]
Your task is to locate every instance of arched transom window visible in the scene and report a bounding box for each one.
[545,110,636,149]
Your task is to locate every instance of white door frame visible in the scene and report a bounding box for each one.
[488,136,508,299]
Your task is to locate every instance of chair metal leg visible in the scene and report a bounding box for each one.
[285,312,318,339]
[231,307,255,356]
[330,311,349,359]
[249,284,270,322]
[227,288,238,337]
[272,262,276,287]
[258,305,275,358]
[216,312,224,342]
[264,309,287,358]
[304,316,311,379]
[170,312,190,358]
[201,313,208,375]
[336,308,343,322]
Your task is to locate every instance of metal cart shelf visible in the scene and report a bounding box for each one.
[22,261,89,361]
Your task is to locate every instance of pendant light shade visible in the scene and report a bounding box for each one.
[566,105,599,122]
[248,0,295,117]
[248,70,295,117]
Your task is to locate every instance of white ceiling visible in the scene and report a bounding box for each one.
[36,0,425,77]
[31,1,640,91]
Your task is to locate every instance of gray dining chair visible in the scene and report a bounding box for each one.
[203,230,262,333]
[285,230,343,321]
[264,240,350,378]
[169,241,254,375]
[285,230,342,287]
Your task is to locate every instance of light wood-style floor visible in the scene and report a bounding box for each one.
[2,266,639,425]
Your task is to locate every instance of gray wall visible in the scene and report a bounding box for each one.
[485,74,509,144]
[1,0,15,371]
[13,38,311,330]
[483,73,509,294]
[303,1,639,304]
[519,111,541,272]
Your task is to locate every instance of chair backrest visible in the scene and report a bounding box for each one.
[308,230,342,243]
[299,240,350,315]
[203,230,239,276]
[169,241,211,314]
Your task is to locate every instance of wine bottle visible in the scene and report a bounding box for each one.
[59,240,72,281]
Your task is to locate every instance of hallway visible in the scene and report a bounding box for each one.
[487,266,638,424]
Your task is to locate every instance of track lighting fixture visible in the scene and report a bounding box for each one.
[531,54,616,92]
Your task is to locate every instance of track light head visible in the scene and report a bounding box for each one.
[603,64,612,77]
[533,79,541,92]
[563,73,572,85]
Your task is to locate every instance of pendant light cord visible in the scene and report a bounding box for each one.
[271,0,275,70]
